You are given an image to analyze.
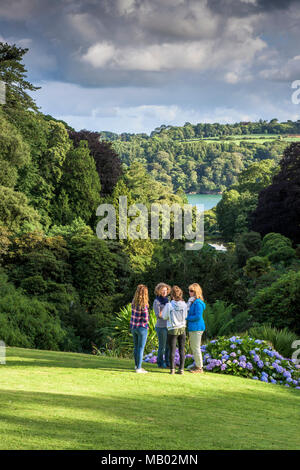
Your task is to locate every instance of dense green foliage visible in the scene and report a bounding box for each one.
[216,160,278,241]
[252,142,300,244]
[0,42,299,355]
[0,268,67,349]
[113,134,287,194]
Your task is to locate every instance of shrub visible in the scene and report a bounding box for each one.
[243,256,271,279]
[250,270,300,334]
[248,324,299,359]
[0,269,66,350]
[204,300,236,340]
[203,335,300,389]
[100,303,158,357]
[259,232,296,266]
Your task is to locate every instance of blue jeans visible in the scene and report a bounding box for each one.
[155,326,170,367]
[131,327,148,369]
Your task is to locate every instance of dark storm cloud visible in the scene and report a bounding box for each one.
[0,0,300,135]
[208,0,297,17]
[0,0,299,88]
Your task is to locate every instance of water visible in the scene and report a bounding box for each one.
[186,193,226,251]
[186,193,222,211]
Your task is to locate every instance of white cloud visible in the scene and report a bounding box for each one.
[80,34,266,73]
[116,0,136,15]
[260,54,300,81]
[81,42,116,68]
[224,72,240,84]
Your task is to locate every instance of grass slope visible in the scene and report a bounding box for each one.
[179,135,300,145]
[0,347,299,450]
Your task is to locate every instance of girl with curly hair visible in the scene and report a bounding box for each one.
[153,282,171,368]
[130,284,149,373]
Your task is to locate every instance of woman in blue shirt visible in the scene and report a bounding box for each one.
[186,283,206,374]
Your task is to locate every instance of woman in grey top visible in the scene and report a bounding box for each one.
[153,282,171,368]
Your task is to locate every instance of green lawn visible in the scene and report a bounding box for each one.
[0,347,299,450]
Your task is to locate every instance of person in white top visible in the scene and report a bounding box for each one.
[160,286,188,375]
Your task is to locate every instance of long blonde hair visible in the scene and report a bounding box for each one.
[132,284,149,309]
[188,283,204,301]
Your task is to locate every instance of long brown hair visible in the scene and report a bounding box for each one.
[132,284,149,309]
[171,285,183,301]
[188,283,204,301]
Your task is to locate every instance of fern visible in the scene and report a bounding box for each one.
[103,304,158,356]
[248,324,299,358]
[204,300,236,340]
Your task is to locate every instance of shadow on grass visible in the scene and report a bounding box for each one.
[0,387,299,450]
[6,348,166,373]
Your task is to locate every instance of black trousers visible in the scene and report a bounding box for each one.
[167,332,186,370]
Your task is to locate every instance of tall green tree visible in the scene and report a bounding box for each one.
[0,109,30,187]
[0,185,41,233]
[0,42,40,111]
[53,141,102,225]
[68,130,123,196]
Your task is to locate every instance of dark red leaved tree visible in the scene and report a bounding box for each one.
[251,143,300,244]
[68,129,123,196]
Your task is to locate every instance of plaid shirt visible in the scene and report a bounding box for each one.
[130,303,149,329]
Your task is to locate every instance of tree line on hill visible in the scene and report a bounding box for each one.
[113,135,289,194]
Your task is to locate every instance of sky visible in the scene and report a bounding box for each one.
[1,0,300,135]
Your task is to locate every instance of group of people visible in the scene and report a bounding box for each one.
[130,282,206,374]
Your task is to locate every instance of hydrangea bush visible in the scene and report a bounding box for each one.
[144,335,300,389]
